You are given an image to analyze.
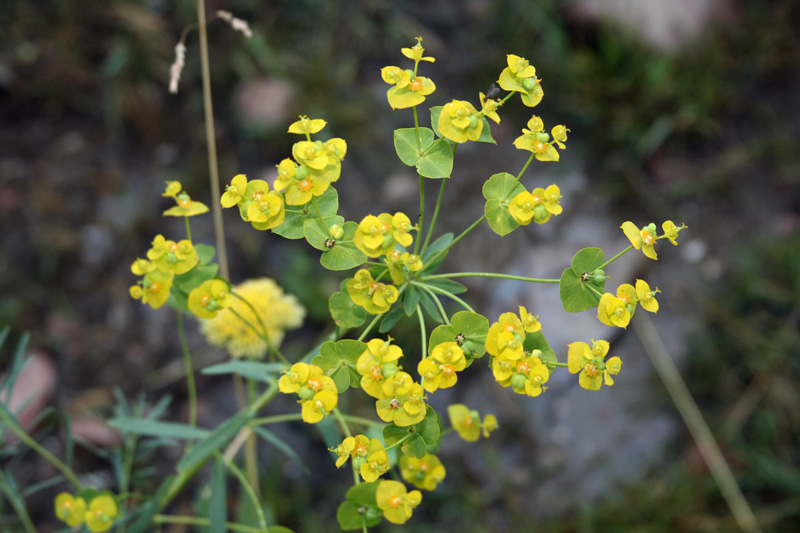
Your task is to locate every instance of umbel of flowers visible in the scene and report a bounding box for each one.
[117,34,687,532]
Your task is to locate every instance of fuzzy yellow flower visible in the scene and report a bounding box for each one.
[376,480,422,525]
[55,493,87,527]
[188,278,231,319]
[400,453,446,491]
[200,278,305,359]
[84,495,118,533]
[447,404,497,442]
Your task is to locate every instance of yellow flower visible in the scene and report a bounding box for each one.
[376,480,422,525]
[188,279,231,319]
[479,91,501,124]
[301,389,338,423]
[635,279,660,313]
[507,356,550,397]
[497,54,543,107]
[568,339,618,390]
[400,453,446,491]
[200,278,304,359]
[438,99,482,143]
[511,184,564,226]
[130,269,173,309]
[376,381,426,426]
[662,220,686,245]
[130,257,155,276]
[358,438,390,482]
[357,338,404,398]
[287,115,326,135]
[162,180,182,198]
[382,60,436,109]
[279,363,338,423]
[346,269,399,315]
[621,221,658,260]
[597,283,637,328]
[147,235,199,275]
[401,37,435,63]
[84,495,118,533]
[485,312,525,360]
[163,190,210,218]
[418,342,466,393]
[519,306,542,332]
[279,362,311,394]
[55,493,87,527]
[221,174,248,208]
[447,404,496,442]
[331,434,370,468]
[513,116,562,161]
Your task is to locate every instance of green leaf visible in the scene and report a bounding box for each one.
[108,418,209,440]
[202,361,284,383]
[252,426,309,473]
[394,127,434,166]
[320,221,368,271]
[383,423,408,449]
[402,433,427,458]
[209,457,227,531]
[559,265,606,313]
[417,289,443,324]
[172,263,218,293]
[430,105,495,144]
[128,476,175,533]
[423,278,467,295]
[195,243,216,265]
[415,407,440,445]
[311,340,366,393]
[329,281,366,328]
[571,247,605,275]
[268,527,295,533]
[403,287,419,316]
[273,187,339,240]
[483,172,526,237]
[427,311,489,360]
[337,502,373,531]
[178,411,252,473]
[417,139,453,179]
[422,233,453,261]
[303,215,345,251]
[429,106,445,138]
[523,331,559,373]
[346,480,380,506]
[379,305,405,333]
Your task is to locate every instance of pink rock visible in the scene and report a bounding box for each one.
[1,351,57,443]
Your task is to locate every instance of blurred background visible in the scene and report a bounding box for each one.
[1,0,799,531]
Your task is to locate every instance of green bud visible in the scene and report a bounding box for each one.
[535,132,550,143]
[352,457,366,471]
[298,386,315,401]
[382,362,398,379]
[469,115,480,129]
[295,165,309,180]
[329,224,344,240]
[522,77,537,91]
[530,349,543,358]
[511,373,527,391]
[591,269,606,283]
[647,222,657,235]
[364,507,381,520]
[533,204,548,221]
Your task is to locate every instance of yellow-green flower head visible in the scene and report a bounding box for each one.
[188,278,232,319]
[509,190,536,225]
[438,99,482,143]
[130,257,155,276]
[130,269,173,309]
[386,71,436,110]
[355,213,413,258]
[376,381,426,426]
[332,434,370,468]
[498,54,544,107]
[324,138,347,161]
[635,279,660,313]
[401,37,435,63]
[346,269,399,315]
[485,311,525,359]
[479,92,501,124]
[597,293,630,328]
[163,180,182,198]
[513,119,561,162]
[568,339,618,390]
[400,453,446,491]
[288,115,326,135]
[147,235,199,275]
[551,125,569,147]
[357,338,403,398]
[359,438,390,482]
[279,362,312,393]
[301,389,338,423]
[84,495,118,533]
[163,185,210,217]
[292,140,329,170]
[519,306,542,332]
[508,356,550,397]
[376,480,422,525]
[221,174,248,208]
[391,212,414,247]
[447,404,497,442]
[418,342,466,393]
[621,221,659,260]
[247,190,285,230]
[200,278,305,359]
[381,66,411,87]
[402,252,423,272]
[491,353,516,384]
[55,493,87,527]
[662,220,686,246]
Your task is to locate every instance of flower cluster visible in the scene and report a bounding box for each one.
[220,173,285,230]
[200,278,305,358]
[354,212,415,258]
[376,480,422,525]
[484,307,550,395]
[129,230,200,309]
[498,54,544,107]
[509,183,563,226]
[187,278,232,319]
[567,339,622,390]
[55,492,118,532]
[598,279,660,329]
[385,249,424,284]
[162,180,210,217]
[381,37,436,110]
[513,115,568,162]
[399,453,446,491]
[417,341,466,393]
[346,269,400,314]
[621,220,686,261]
[279,362,338,423]
[447,404,498,442]
[332,434,390,482]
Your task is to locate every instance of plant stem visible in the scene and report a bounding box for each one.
[184,216,192,241]
[244,378,260,495]
[196,0,229,280]
[419,272,559,284]
[251,413,304,426]
[415,174,425,256]
[176,313,197,431]
[421,178,447,255]
[416,284,449,325]
[597,244,634,270]
[425,214,486,268]
[413,282,474,312]
[503,153,536,200]
[357,314,382,342]
[417,304,427,359]
[339,414,385,428]
[0,404,82,490]
[0,466,35,533]
[153,514,262,532]
[223,454,268,532]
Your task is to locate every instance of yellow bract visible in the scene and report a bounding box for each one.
[188,279,231,319]
[447,404,497,442]
[438,99,482,143]
[376,480,422,525]
[346,269,399,315]
[85,495,118,533]
[400,453,446,491]
[55,493,87,527]
[568,339,619,390]
[288,115,327,135]
[498,54,543,107]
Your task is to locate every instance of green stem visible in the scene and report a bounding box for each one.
[196,0,228,279]
[0,466,35,533]
[339,415,385,428]
[176,313,197,431]
[415,174,425,256]
[503,153,536,200]
[597,244,634,271]
[419,272,559,284]
[251,413,304,426]
[0,404,82,490]
[383,433,412,451]
[421,178,447,255]
[153,515,262,532]
[223,454,268,532]
[244,378,260,495]
[425,214,486,268]
[333,409,360,485]
[357,314,383,342]
[229,305,289,366]
[184,216,192,241]
[413,282,475,312]
[416,284,449,325]
[417,304,427,360]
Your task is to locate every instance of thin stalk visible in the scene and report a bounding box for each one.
[597,244,634,271]
[0,466,35,533]
[421,178,447,255]
[196,0,229,279]
[424,214,486,267]
[229,307,289,366]
[184,216,192,241]
[176,312,197,431]
[0,404,82,490]
[417,305,427,360]
[413,282,474,312]
[339,414,385,428]
[357,314,383,342]
[503,153,536,200]
[415,174,425,256]
[153,514,262,532]
[244,378,260,495]
[419,272,559,284]
[416,284,449,325]
[223,454,268,532]
[251,413,304,426]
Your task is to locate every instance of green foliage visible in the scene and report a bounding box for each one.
[559,247,607,312]
[483,172,526,236]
